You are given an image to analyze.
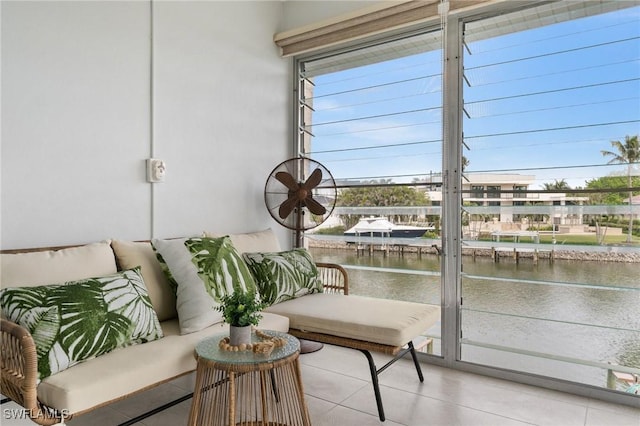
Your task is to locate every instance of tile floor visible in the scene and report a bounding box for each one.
[2,344,639,426]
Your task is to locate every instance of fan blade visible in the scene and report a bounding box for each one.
[275,171,299,191]
[304,196,327,216]
[303,168,323,190]
[278,196,299,219]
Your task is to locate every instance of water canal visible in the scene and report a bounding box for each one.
[309,246,640,390]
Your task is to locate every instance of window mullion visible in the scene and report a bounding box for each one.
[441,12,464,367]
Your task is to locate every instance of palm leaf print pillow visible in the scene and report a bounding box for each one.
[0,267,163,380]
[151,236,257,334]
[185,237,256,300]
[242,248,323,305]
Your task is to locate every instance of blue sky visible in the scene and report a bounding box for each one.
[307,5,640,189]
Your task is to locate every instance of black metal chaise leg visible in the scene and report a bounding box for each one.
[358,341,425,422]
[408,341,424,382]
[360,349,386,422]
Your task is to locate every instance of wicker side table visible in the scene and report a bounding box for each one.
[188,330,311,426]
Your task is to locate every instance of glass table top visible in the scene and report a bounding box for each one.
[195,330,300,365]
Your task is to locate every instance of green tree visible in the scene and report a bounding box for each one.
[584,175,640,205]
[542,179,570,190]
[601,135,639,242]
[337,181,429,229]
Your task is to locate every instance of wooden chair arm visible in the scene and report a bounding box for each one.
[316,262,349,295]
[1,318,65,425]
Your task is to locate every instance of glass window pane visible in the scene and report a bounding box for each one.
[461,2,640,393]
[297,29,444,356]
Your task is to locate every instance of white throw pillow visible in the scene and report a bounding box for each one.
[151,238,222,334]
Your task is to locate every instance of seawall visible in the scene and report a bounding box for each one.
[307,239,640,263]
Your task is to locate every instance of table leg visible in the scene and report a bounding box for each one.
[260,370,269,425]
[188,360,206,426]
[293,358,312,425]
[228,371,236,426]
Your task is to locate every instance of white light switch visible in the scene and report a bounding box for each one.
[146,159,166,183]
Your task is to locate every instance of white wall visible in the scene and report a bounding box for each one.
[1,1,152,248]
[1,1,291,249]
[151,1,290,240]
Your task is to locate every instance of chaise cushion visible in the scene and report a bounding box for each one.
[243,248,323,305]
[152,236,256,335]
[0,241,117,288]
[36,313,289,414]
[0,267,163,380]
[264,293,440,347]
[111,240,178,322]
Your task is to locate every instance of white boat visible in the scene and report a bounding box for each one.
[344,217,433,238]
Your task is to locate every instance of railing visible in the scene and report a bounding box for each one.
[460,269,639,393]
[308,255,640,393]
[333,204,637,216]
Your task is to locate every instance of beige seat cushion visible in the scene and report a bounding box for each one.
[37,313,289,414]
[204,228,281,254]
[0,242,117,288]
[111,240,178,321]
[264,294,440,347]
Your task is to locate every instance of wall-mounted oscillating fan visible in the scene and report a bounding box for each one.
[264,157,337,247]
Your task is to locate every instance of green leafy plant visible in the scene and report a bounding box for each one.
[216,291,266,327]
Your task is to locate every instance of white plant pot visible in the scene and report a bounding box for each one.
[229,325,251,346]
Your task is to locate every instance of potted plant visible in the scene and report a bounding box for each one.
[216,291,266,346]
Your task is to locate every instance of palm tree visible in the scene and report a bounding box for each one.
[601,135,639,243]
[542,179,570,190]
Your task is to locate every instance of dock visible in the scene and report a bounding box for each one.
[488,246,553,264]
[309,234,556,264]
[306,234,639,263]
[352,239,553,264]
